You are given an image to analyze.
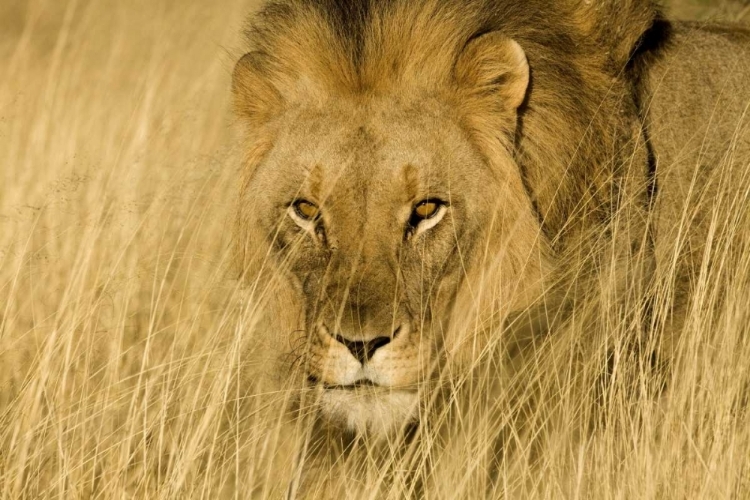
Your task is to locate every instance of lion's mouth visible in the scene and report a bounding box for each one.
[307,376,401,395]
[305,374,419,433]
[306,373,424,392]
[308,375,389,392]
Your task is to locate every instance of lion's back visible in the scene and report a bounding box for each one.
[643,22,750,280]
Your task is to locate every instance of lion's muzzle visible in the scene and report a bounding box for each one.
[305,323,427,433]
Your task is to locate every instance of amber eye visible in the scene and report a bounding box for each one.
[407,199,447,235]
[293,200,320,221]
[412,200,442,221]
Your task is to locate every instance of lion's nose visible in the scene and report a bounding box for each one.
[334,332,395,364]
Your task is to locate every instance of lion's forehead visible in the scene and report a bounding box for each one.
[273,101,479,195]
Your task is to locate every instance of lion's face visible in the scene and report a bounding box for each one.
[234,26,548,434]
[242,98,546,434]
[253,99,496,431]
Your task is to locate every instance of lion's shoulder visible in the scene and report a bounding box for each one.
[638,19,750,282]
[639,19,750,168]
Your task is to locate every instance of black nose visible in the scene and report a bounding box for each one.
[334,334,393,364]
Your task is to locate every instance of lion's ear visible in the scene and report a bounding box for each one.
[454,33,529,111]
[232,52,283,128]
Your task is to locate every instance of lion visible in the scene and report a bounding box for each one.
[229,0,750,495]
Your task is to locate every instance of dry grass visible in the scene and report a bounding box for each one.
[1,0,749,498]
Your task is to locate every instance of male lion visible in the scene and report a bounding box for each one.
[230,0,750,495]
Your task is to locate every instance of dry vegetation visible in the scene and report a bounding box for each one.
[1,0,749,498]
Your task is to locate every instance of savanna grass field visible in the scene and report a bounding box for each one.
[2,0,750,498]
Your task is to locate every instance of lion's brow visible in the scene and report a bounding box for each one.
[401,163,420,200]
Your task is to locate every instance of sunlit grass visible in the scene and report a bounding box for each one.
[1,0,749,498]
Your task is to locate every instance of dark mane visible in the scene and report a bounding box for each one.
[239,0,664,248]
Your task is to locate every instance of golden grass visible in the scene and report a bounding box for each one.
[1,0,749,498]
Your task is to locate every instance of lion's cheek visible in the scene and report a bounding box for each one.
[306,335,362,386]
[365,343,430,387]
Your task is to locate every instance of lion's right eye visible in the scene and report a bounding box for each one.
[293,200,320,221]
[288,200,325,241]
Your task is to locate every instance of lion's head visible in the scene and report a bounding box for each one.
[232,0,658,435]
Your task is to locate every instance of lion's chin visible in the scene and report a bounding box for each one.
[318,388,419,436]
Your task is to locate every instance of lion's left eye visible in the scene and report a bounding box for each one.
[407,199,448,237]
[411,199,445,222]
[413,200,441,220]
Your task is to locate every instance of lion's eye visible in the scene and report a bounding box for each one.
[407,199,448,237]
[288,199,326,243]
[293,200,320,221]
[413,201,441,220]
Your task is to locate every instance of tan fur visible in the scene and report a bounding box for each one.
[231,0,750,495]
[639,22,750,353]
